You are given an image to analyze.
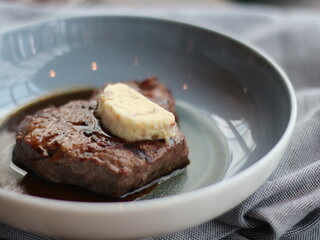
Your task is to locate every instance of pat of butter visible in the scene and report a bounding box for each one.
[97,83,176,142]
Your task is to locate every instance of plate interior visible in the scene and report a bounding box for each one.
[0,16,291,202]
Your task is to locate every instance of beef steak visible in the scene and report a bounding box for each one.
[13,77,189,198]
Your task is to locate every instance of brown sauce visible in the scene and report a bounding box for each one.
[20,172,158,202]
[0,88,165,202]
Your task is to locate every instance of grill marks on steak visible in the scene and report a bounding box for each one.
[13,77,189,198]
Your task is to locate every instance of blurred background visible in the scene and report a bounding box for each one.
[2,0,320,9]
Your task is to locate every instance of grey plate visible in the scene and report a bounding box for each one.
[0,15,296,239]
[0,15,292,199]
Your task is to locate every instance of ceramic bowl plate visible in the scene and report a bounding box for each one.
[0,16,296,240]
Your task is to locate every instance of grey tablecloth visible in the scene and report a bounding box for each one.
[1,3,320,240]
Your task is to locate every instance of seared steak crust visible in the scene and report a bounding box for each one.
[13,77,189,197]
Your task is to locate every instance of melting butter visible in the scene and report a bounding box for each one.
[97,83,176,143]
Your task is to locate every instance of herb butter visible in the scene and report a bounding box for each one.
[97,83,176,142]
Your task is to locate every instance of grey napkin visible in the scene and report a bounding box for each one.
[1,3,320,240]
